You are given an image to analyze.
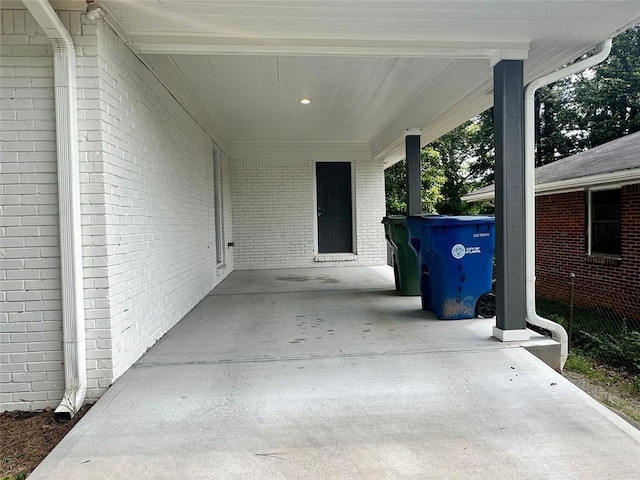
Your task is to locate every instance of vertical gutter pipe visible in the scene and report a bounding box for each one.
[22,0,86,420]
[524,39,612,370]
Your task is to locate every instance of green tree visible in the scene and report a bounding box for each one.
[534,79,582,166]
[384,149,445,215]
[384,113,494,216]
[466,108,495,186]
[431,117,494,215]
[531,26,640,163]
[573,25,640,148]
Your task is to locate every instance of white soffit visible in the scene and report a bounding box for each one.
[24,1,640,163]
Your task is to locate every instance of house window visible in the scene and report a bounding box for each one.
[588,189,621,256]
[213,146,225,265]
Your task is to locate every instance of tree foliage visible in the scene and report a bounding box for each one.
[384,113,494,216]
[384,149,445,215]
[430,117,494,215]
[534,78,579,166]
[574,25,640,148]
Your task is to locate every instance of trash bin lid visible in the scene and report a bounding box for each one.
[407,215,494,226]
[381,215,407,224]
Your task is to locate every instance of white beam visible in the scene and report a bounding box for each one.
[129,35,530,59]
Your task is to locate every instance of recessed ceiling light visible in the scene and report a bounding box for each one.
[300,98,311,105]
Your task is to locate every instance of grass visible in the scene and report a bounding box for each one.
[565,352,609,381]
[564,351,640,424]
[1,473,27,480]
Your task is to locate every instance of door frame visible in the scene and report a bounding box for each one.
[313,160,357,255]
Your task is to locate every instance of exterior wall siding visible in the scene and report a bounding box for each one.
[230,151,386,270]
[1,10,233,411]
[220,150,235,273]
[535,186,640,322]
[0,9,98,411]
[94,21,233,380]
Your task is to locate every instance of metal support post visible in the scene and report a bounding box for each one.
[493,60,527,333]
[405,130,421,216]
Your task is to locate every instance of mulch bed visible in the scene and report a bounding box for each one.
[0,405,92,479]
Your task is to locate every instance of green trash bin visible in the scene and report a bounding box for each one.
[382,216,420,295]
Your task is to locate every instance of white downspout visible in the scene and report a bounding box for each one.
[524,39,612,370]
[22,0,86,420]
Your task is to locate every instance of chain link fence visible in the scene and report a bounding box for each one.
[534,276,640,393]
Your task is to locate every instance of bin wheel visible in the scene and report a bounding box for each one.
[476,293,496,318]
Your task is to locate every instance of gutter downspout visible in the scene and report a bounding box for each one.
[524,39,612,370]
[22,0,86,420]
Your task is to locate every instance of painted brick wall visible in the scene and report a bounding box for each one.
[74,16,113,404]
[352,158,388,265]
[230,148,386,270]
[535,186,640,321]
[94,21,233,379]
[220,150,235,272]
[1,10,233,411]
[0,9,100,411]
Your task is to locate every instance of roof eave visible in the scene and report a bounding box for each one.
[462,167,640,203]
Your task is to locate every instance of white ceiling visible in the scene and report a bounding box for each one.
[26,1,640,164]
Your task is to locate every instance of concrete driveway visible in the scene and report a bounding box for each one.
[31,267,640,479]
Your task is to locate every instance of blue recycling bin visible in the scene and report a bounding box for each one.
[406,215,496,320]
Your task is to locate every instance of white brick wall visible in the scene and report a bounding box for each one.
[1,10,233,411]
[1,9,70,412]
[230,146,387,269]
[353,158,389,265]
[221,151,234,272]
[72,12,113,406]
[1,7,384,412]
[95,21,233,379]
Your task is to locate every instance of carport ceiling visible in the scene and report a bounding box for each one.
[35,1,640,163]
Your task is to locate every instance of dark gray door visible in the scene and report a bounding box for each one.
[316,162,353,254]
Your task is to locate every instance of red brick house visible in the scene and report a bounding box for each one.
[463,132,640,322]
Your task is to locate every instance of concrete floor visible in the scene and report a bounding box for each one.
[31,266,640,479]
